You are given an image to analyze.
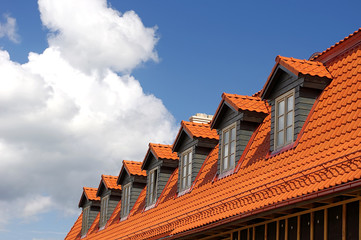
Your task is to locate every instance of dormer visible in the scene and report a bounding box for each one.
[173,120,218,193]
[96,175,122,229]
[211,93,269,174]
[142,143,178,207]
[117,160,147,219]
[260,56,332,151]
[78,187,100,237]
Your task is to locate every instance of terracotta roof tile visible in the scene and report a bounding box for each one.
[67,30,361,240]
[276,55,332,79]
[64,213,82,240]
[83,187,100,201]
[149,143,178,160]
[223,93,270,114]
[102,175,121,190]
[182,121,219,140]
[124,160,146,176]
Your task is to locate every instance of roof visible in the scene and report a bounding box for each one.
[124,160,146,176]
[172,121,219,152]
[67,29,361,240]
[102,175,122,190]
[260,55,333,98]
[211,93,270,129]
[78,187,100,208]
[65,213,82,240]
[311,27,361,62]
[149,143,178,160]
[83,187,99,201]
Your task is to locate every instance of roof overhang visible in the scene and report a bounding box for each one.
[117,161,131,185]
[210,97,238,129]
[96,177,108,197]
[172,123,193,153]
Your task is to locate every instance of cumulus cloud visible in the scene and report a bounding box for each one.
[0,0,176,226]
[0,14,19,43]
[39,0,158,73]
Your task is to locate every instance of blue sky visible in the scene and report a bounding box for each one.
[0,0,360,239]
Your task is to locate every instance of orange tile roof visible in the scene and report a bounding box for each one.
[83,187,100,201]
[124,160,147,176]
[223,93,270,114]
[64,213,82,240]
[311,27,361,61]
[67,29,361,240]
[276,55,332,79]
[182,121,219,140]
[102,175,122,190]
[149,143,178,160]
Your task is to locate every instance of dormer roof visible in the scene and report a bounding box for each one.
[78,187,100,208]
[118,160,147,184]
[211,93,270,129]
[261,56,333,99]
[142,143,179,170]
[172,121,219,152]
[97,175,121,197]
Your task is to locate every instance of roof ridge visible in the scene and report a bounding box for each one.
[311,27,361,61]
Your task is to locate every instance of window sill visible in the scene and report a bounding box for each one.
[218,168,235,180]
[177,187,191,197]
[120,215,128,222]
[144,203,156,211]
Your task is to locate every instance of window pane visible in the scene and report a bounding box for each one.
[182,177,185,188]
[278,100,285,115]
[182,164,186,177]
[224,131,229,144]
[230,141,235,154]
[224,143,229,156]
[287,96,294,111]
[277,130,284,146]
[188,160,192,173]
[286,111,293,127]
[231,127,236,141]
[223,156,228,170]
[278,116,284,130]
[286,127,293,142]
[230,154,235,167]
[187,174,191,187]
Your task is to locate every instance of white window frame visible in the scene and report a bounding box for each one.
[147,168,158,206]
[180,147,193,191]
[99,195,109,228]
[81,206,90,236]
[221,122,237,173]
[274,89,295,150]
[121,183,131,218]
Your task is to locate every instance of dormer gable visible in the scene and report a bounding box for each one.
[172,121,218,193]
[210,93,269,175]
[117,160,146,219]
[261,56,333,151]
[78,187,100,237]
[96,175,121,229]
[142,143,178,207]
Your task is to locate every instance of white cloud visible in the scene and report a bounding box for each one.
[0,14,20,43]
[0,0,176,226]
[39,0,158,73]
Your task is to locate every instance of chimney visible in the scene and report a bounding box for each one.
[189,113,213,124]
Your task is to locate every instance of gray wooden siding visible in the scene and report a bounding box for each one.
[268,69,320,151]
[158,167,173,199]
[108,195,120,220]
[216,106,258,173]
[82,201,100,234]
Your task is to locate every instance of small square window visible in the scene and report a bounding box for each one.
[147,168,158,206]
[275,89,295,149]
[221,122,236,173]
[121,183,131,218]
[180,148,192,191]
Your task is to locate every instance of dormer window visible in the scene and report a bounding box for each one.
[148,168,158,206]
[121,183,131,218]
[180,148,192,191]
[99,195,109,228]
[275,89,295,149]
[81,206,90,236]
[221,123,236,172]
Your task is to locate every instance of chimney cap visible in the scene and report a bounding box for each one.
[189,113,213,124]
